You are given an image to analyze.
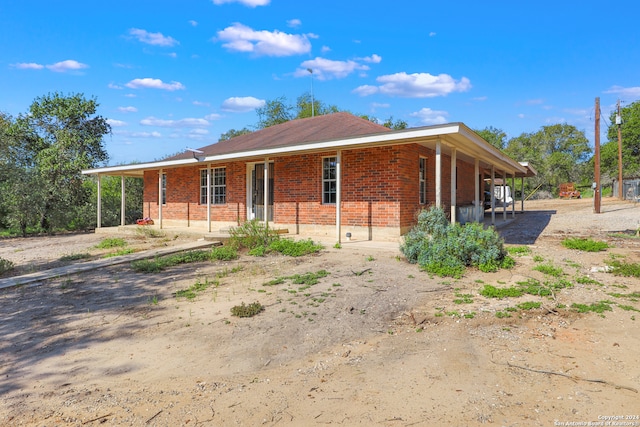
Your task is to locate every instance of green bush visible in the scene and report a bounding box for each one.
[211,245,238,261]
[268,238,323,257]
[401,206,509,278]
[228,220,280,250]
[0,257,15,275]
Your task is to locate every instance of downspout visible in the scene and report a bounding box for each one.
[96,174,102,229]
[450,147,457,225]
[120,175,126,227]
[336,150,342,244]
[435,140,442,208]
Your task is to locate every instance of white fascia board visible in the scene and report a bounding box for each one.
[82,158,201,175]
[458,126,527,174]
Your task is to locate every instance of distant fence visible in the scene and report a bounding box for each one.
[612,179,640,202]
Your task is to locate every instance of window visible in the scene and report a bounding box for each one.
[419,157,427,204]
[161,173,166,205]
[322,157,337,204]
[200,167,227,205]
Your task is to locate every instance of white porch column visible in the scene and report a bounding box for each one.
[336,150,342,244]
[490,166,496,226]
[264,158,269,228]
[450,147,457,224]
[435,140,442,208]
[474,159,480,222]
[158,169,163,229]
[120,175,126,226]
[96,174,102,229]
[502,171,507,221]
[206,165,211,233]
[521,177,525,213]
[511,175,516,218]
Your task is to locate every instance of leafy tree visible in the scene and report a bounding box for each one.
[475,126,507,150]
[219,127,252,141]
[505,124,591,194]
[2,93,110,234]
[295,92,339,119]
[256,96,294,129]
[359,114,408,130]
[602,100,640,178]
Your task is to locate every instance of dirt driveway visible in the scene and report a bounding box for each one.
[1,198,639,426]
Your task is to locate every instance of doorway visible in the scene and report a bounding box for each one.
[249,162,274,221]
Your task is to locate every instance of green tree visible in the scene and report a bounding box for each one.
[505,124,591,194]
[475,126,507,150]
[603,100,640,178]
[219,127,253,141]
[295,92,339,119]
[4,93,110,233]
[256,96,294,129]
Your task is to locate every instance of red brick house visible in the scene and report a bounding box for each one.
[83,113,534,242]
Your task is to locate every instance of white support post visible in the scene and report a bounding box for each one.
[336,150,342,244]
[96,174,102,229]
[263,158,269,228]
[435,140,442,208]
[158,169,163,229]
[120,175,126,227]
[450,147,457,224]
[511,175,516,218]
[521,177,525,213]
[502,171,507,221]
[474,159,480,222]
[490,166,496,226]
[207,165,211,233]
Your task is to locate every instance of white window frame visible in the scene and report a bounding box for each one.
[322,156,337,204]
[200,167,226,205]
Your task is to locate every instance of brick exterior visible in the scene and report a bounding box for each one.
[142,144,479,235]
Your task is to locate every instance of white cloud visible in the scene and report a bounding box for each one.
[429,32,437,37]
[140,117,209,127]
[212,0,270,6]
[46,60,89,73]
[107,119,127,127]
[190,128,210,135]
[193,100,211,107]
[604,85,640,99]
[188,20,198,27]
[221,96,266,112]
[518,114,525,119]
[295,57,370,80]
[321,45,331,53]
[473,96,487,101]
[410,108,449,125]
[117,106,138,113]
[108,83,123,89]
[11,62,44,70]
[287,19,302,28]
[354,72,471,98]
[371,102,390,109]
[216,23,311,56]
[131,131,162,138]
[128,28,179,47]
[125,78,185,91]
[204,113,223,120]
[358,54,382,64]
[526,98,544,105]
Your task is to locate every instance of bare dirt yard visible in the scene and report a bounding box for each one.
[1,198,639,426]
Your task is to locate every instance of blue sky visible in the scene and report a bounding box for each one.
[1,0,639,165]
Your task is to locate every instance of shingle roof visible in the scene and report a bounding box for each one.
[168,112,392,160]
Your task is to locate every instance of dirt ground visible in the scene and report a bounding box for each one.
[1,198,639,426]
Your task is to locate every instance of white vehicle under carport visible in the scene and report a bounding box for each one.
[484,181,513,210]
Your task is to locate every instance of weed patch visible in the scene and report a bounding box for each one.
[131,250,211,273]
[562,237,609,252]
[0,257,15,275]
[103,248,135,258]
[516,301,541,310]
[175,278,218,300]
[59,253,91,261]
[268,238,323,257]
[571,301,613,314]
[606,260,640,278]
[231,301,264,318]
[507,246,532,256]
[480,284,523,298]
[532,263,564,277]
[96,237,127,249]
[211,245,239,261]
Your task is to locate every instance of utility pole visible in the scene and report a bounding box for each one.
[617,99,623,199]
[594,97,601,213]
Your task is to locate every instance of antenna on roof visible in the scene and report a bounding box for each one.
[307,68,314,117]
[185,147,204,161]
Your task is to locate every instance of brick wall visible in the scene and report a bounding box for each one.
[142,144,479,232]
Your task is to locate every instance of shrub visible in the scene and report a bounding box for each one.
[231,301,264,318]
[211,245,238,261]
[268,238,323,257]
[401,206,509,277]
[562,237,609,252]
[0,257,15,275]
[228,220,280,250]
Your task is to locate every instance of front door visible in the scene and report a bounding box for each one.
[250,163,274,221]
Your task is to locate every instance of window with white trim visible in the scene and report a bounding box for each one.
[322,157,337,204]
[419,157,427,204]
[200,168,226,205]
